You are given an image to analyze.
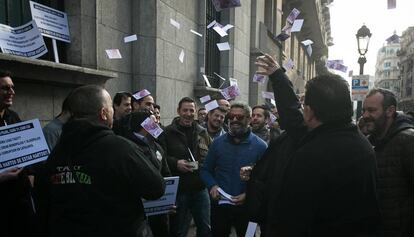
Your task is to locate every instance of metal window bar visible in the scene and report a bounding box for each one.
[205,0,221,88]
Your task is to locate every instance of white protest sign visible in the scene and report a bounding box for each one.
[29,1,70,43]
[0,20,48,59]
[0,119,50,173]
[143,176,179,216]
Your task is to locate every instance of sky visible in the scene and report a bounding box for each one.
[328,0,414,78]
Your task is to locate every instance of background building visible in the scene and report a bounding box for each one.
[374,33,401,99]
[0,0,332,125]
[398,26,414,111]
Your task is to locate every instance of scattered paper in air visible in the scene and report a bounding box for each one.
[207,20,218,29]
[275,32,290,41]
[253,74,266,83]
[179,49,185,63]
[348,70,353,77]
[271,99,276,106]
[217,42,231,51]
[262,91,275,100]
[286,8,300,24]
[205,100,219,112]
[230,78,238,86]
[306,45,312,57]
[283,58,294,70]
[301,39,314,46]
[170,18,180,29]
[200,95,212,104]
[213,26,228,37]
[105,49,122,59]
[190,29,203,37]
[291,19,304,33]
[212,0,241,12]
[221,24,234,32]
[203,75,212,87]
[214,72,226,81]
[220,85,241,100]
[124,34,137,43]
[326,60,348,73]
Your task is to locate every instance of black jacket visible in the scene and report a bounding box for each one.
[369,113,414,237]
[35,119,165,237]
[0,109,35,237]
[253,69,381,237]
[159,118,211,193]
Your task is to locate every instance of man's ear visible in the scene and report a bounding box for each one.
[303,105,314,123]
[385,105,396,118]
[100,107,108,121]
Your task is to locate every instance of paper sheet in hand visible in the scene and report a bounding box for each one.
[200,95,212,104]
[124,34,137,43]
[220,85,241,100]
[179,49,185,63]
[170,18,180,29]
[105,49,122,59]
[291,19,304,32]
[205,100,219,112]
[143,176,179,216]
[141,117,163,139]
[244,222,258,237]
[217,42,231,51]
[0,119,50,173]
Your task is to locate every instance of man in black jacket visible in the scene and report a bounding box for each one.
[362,88,414,237]
[249,54,381,236]
[35,85,165,237]
[159,97,212,237]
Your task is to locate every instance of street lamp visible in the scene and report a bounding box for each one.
[355,25,372,118]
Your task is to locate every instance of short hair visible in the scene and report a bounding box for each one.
[131,90,151,105]
[252,105,270,119]
[178,97,195,109]
[154,104,161,110]
[0,70,11,78]
[304,74,353,123]
[230,101,252,117]
[67,85,107,120]
[113,91,132,106]
[208,106,227,115]
[128,109,152,133]
[365,88,397,109]
[198,107,206,113]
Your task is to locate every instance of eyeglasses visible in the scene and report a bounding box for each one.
[228,113,246,121]
[0,85,15,92]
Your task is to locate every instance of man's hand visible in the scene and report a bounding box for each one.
[177,159,194,173]
[255,54,280,76]
[209,185,220,200]
[232,193,246,205]
[240,166,253,181]
[0,167,23,183]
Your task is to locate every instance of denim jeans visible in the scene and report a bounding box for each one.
[170,189,211,237]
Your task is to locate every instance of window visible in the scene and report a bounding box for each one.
[205,0,221,88]
[406,87,412,96]
[0,0,66,63]
[384,62,391,68]
[264,0,278,35]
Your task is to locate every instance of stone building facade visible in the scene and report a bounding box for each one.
[0,0,332,125]
[398,26,414,111]
[374,33,401,99]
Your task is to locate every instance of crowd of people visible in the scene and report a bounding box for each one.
[0,53,413,237]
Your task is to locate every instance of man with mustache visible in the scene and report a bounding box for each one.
[362,88,414,237]
[205,106,227,140]
[159,97,212,237]
[200,102,267,236]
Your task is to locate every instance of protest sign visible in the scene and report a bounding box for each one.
[143,176,179,216]
[0,119,50,173]
[29,1,71,43]
[0,20,47,58]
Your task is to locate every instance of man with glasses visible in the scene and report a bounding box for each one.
[0,70,35,237]
[200,102,267,236]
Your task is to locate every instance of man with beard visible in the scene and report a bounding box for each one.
[251,105,271,143]
[159,97,212,237]
[205,106,227,140]
[362,88,414,237]
[200,102,267,236]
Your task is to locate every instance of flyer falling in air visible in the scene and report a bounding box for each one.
[141,117,163,139]
[220,85,241,100]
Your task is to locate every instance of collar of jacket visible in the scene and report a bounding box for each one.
[298,120,355,146]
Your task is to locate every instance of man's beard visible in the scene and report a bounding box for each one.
[365,112,388,137]
[229,121,248,136]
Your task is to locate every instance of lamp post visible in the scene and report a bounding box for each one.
[355,25,372,118]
